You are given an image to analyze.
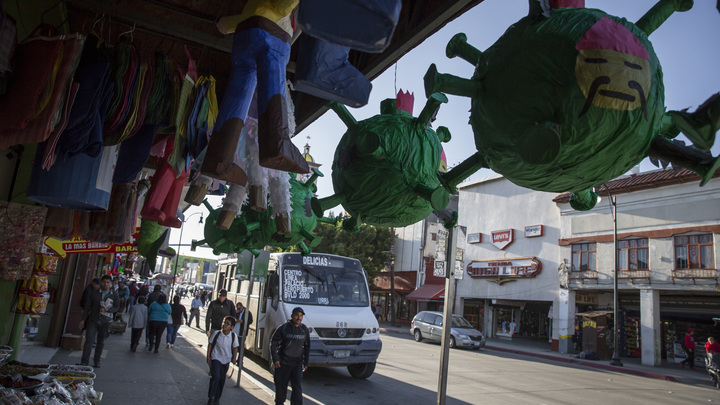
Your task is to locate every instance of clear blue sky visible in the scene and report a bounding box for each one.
[173,0,720,258]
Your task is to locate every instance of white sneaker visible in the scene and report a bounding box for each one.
[166,343,170,348]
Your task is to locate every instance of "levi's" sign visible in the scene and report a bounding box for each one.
[491,229,513,250]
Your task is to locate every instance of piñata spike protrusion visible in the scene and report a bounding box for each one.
[303,168,324,189]
[436,126,451,143]
[636,0,692,36]
[311,194,346,218]
[300,229,322,248]
[424,64,481,100]
[298,241,311,256]
[416,93,449,127]
[413,183,451,211]
[327,102,358,128]
[438,151,490,193]
[318,216,339,226]
[446,33,483,66]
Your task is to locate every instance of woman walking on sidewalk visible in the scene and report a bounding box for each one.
[167,295,187,348]
[148,294,171,353]
[128,295,148,352]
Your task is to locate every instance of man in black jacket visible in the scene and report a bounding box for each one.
[206,289,235,339]
[270,307,310,405]
[79,275,119,368]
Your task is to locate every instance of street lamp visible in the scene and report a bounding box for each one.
[604,186,623,367]
[169,212,203,301]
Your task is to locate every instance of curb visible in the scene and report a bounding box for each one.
[380,326,679,383]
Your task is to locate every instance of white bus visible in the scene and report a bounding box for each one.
[217,252,382,379]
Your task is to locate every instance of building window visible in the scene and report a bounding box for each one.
[618,238,649,270]
[675,234,714,269]
[571,243,596,271]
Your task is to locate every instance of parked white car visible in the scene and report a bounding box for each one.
[410,311,486,349]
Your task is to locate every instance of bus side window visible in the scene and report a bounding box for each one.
[267,271,279,310]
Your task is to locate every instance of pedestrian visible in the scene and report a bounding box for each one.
[138,283,149,299]
[128,295,148,352]
[79,275,119,368]
[206,289,236,339]
[707,337,720,355]
[116,281,129,319]
[271,307,310,405]
[147,284,164,306]
[188,293,203,329]
[148,294,172,353]
[127,280,138,313]
[233,302,253,338]
[79,277,100,311]
[374,303,381,321]
[207,316,239,405]
[167,295,187,348]
[200,290,208,307]
[681,328,696,370]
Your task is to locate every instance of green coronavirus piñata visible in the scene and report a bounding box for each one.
[312,93,457,229]
[193,170,335,255]
[425,0,719,210]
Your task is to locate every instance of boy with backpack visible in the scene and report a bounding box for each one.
[207,315,239,405]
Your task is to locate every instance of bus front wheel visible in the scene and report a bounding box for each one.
[347,361,376,379]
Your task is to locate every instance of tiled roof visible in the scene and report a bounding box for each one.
[552,167,719,203]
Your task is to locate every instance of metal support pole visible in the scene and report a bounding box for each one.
[437,225,457,405]
[169,222,185,303]
[236,255,255,387]
[610,194,623,367]
[389,228,396,326]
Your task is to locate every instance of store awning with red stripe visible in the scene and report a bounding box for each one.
[405,283,445,301]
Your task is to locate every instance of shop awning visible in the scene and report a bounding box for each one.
[406,283,445,301]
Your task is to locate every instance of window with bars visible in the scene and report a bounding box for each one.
[674,234,714,269]
[571,242,597,271]
[618,238,649,271]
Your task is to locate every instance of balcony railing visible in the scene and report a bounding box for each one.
[672,268,718,284]
[569,270,598,280]
[618,270,651,280]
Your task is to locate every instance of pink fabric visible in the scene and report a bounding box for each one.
[576,16,649,60]
[550,0,585,8]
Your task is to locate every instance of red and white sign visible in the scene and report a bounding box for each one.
[491,229,513,250]
[467,257,542,279]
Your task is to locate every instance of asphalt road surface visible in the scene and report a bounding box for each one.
[179,298,719,404]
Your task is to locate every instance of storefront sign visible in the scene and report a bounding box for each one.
[44,230,139,258]
[575,291,597,305]
[467,233,481,244]
[524,225,543,238]
[436,228,448,261]
[433,261,445,277]
[467,257,542,279]
[491,229,513,250]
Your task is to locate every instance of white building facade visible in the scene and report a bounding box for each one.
[453,169,720,366]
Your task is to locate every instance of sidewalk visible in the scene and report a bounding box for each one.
[378,321,714,388]
[44,305,275,405]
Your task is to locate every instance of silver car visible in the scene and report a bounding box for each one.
[410,311,486,349]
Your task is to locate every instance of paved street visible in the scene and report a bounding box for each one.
[47,296,720,404]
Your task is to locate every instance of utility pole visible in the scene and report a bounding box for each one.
[389,228,396,326]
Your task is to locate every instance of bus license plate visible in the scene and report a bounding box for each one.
[333,350,350,359]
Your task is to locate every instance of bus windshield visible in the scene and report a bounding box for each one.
[282,265,369,307]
